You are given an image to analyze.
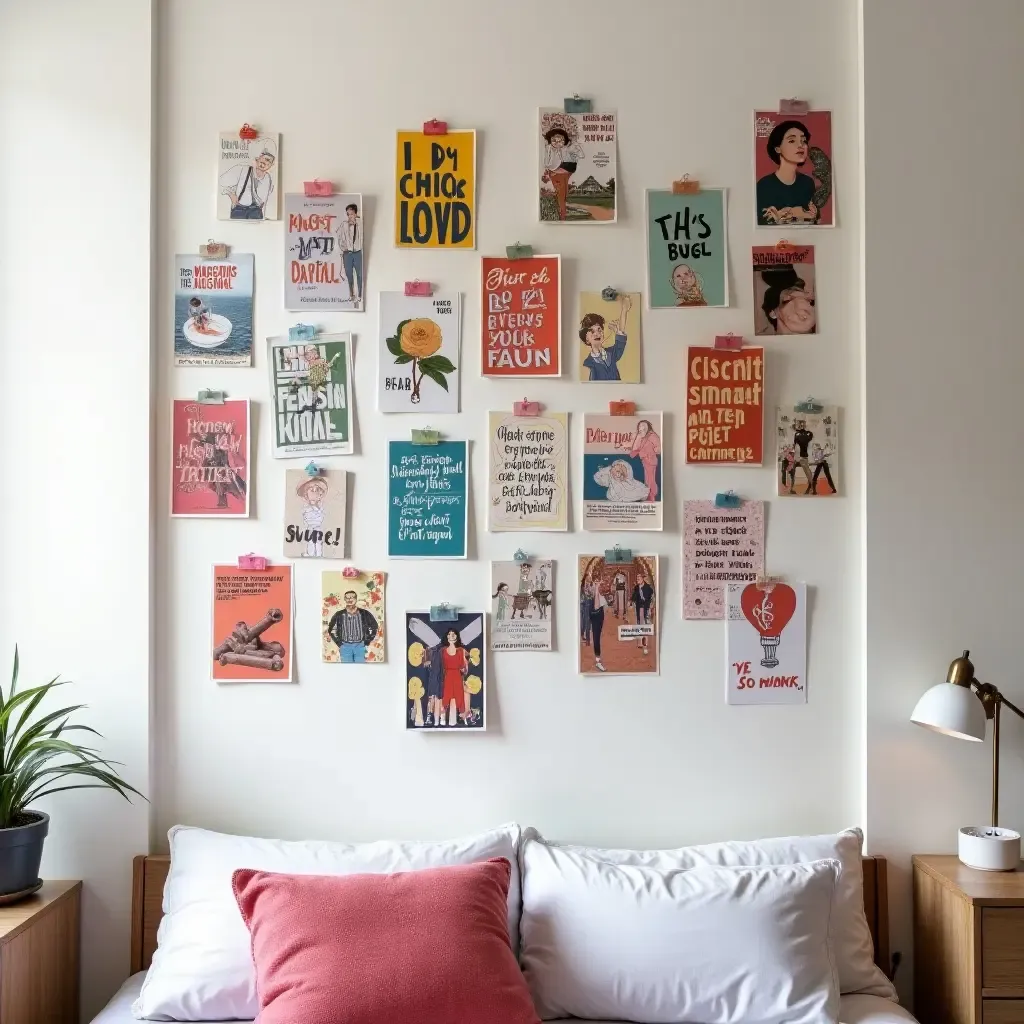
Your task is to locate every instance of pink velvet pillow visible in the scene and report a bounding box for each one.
[232,857,540,1024]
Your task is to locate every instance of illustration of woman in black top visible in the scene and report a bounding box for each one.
[789,420,814,494]
[631,571,655,656]
[542,123,585,221]
[757,120,823,226]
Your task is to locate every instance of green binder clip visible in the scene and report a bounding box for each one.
[197,389,225,405]
[506,242,533,260]
[604,545,633,564]
[794,397,823,413]
[411,427,440,445]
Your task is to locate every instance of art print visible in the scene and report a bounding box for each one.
[481,255,561,377]
[754,110,834,227]
[283,469,346,558]
[582,413,663,531]
[406,612,484,729]
[538,109,617,223]
[753,245,816,335]
[378,292,460,413]
[685,347,764,465]
[646,189,728,309]
[491,560,553,652]
[284,193,364,311]
[727,582,807,704]
[170,399,249,517]
[776,406,839,496]
[212,564,293,682]
[578,554,659,675]
[388,440,468,558]
[395,129,475,248]
[487,411,568,532]
[173,254,254,367]
[683,500,765,620]
[321,570,386,664]
[217,131,279,221]
[577,291,641,383]
[268,333,353,458]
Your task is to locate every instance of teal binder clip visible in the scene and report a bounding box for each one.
[289,323,316,341]
[715,491,742,509]
[513,549,530,562]
[305,462,324,477]
[794,396,823,413]
[197,389,225,405]
[564,94,592,114]
[429,603,458,622]
[604,545,633,564]
[506,242,533,260]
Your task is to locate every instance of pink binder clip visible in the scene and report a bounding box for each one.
[341,567,361,579]
[238,553,268,570]
[423,119,448,136]
[303,179,334,197]
[779,99,810,115]
[404,280,433,297]
[514,398,541,417]
[714,334,744,351]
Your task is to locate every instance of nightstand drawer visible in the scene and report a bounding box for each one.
[985,909,1024,989]
[985,1000,1024,1024]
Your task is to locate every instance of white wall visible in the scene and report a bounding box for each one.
[0,1,153,1018]
[155,0,865,855]
[862,0,1024,1000]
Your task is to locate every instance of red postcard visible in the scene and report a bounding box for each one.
[170,398,250,517]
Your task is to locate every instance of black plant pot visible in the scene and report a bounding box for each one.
[0,812,48,897]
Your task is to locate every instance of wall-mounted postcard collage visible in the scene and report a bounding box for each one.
[173,103,836,726]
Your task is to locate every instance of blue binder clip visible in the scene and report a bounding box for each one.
[715,491,742,509]
[513,549,530,562]
[289,323,316,342]
[564,94,592,114]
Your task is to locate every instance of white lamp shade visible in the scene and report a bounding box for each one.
[911,683,987,741]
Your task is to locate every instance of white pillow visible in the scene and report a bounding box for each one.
[522,826,895,1000]
[520,841,841,1024]
[133,823,522,1021]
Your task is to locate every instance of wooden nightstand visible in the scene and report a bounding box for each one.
[0,880,80,1023]
[914,854,1024,1024]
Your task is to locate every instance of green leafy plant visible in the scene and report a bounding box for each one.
[0,648,143,829]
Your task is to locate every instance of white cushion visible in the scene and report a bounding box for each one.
[521,840,841,1024]
[133,823,522,1021]
[522,827,895,1000]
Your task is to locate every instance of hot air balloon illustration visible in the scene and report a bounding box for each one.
[740,582,797,668]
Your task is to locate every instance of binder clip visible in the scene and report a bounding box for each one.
[429,603,458,622]
[564,94,592,114]
[238,553,268,570]
[604,545,633,565]
[305,462,324,477]
[341,566,361,579]
[289,324,316,342]
[514,398,541,417]
[775,239,797,252]
[794,397,823,413]
[601,286,618,301]
[779,99,810,116]
[714,334,744,351]
[715,491,743,509]
[756,573,784,591]
[405,280,433,297]
[672,174,700,194]
[199,239,229,260]
[609,400,636,416]
[411,427,440,445]
[238,123,259,140]
[197,389,225,405]
[303,179,334,197]
[423,118,448,136]
[513,549,530,563]
[506,242,533,260]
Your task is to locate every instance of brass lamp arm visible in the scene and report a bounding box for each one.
[971,681,1021,827]
[974,681,1024,722]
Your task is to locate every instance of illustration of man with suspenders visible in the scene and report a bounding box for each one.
[219,138,277,220]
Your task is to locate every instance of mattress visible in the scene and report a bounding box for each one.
[91,972,920,1024]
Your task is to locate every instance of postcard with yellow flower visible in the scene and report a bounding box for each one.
[321,570,386,664]
[406,611,484,730]
[378,291,461,413]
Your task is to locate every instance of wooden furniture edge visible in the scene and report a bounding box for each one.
[0,880,80,946]
[912,853,1024,905]
[130,853,892,974]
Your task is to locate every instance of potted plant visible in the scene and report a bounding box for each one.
[0,648,142,899]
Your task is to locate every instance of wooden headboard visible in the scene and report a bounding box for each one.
[130,853,892,975]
